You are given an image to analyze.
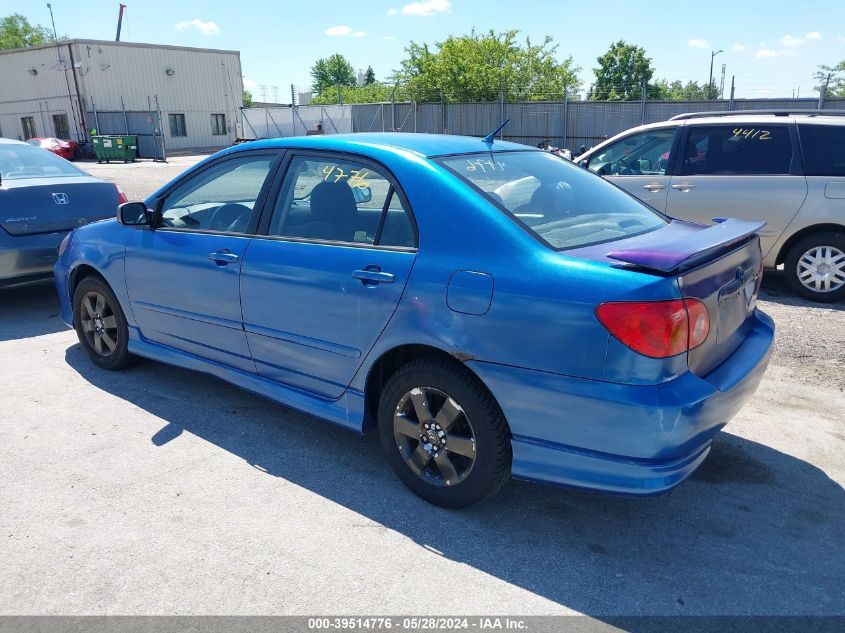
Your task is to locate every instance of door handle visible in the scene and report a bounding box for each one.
[208,250,239,265]
[352,268,395,285]
[643,183,667,192]
[671,183,695,192]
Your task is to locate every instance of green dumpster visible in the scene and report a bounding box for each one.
[92,135,138,163]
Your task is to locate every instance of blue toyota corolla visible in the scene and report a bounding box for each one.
[54,133,774,507]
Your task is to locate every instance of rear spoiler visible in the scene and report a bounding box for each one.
[607,219,765,274]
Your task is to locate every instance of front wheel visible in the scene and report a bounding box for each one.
[72,276,135,370]
[784,232,845,303]
[378,358,511,508]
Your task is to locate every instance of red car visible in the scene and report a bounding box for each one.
[26,137,79,161]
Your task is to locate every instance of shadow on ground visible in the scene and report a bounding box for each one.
[0,283,66,342]
[760,269,845,311]
[65,345,845,617]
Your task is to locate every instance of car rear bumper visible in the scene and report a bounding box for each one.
[466,310,775,495]
[0,229,66,287]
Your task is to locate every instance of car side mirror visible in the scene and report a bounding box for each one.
[352,186,372,204]
[118,201,153,226]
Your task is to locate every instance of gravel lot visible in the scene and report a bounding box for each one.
[0,156,842,618]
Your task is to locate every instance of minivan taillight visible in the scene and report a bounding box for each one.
[596,299,710,358]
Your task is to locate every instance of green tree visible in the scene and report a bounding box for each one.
[311,82,408,105]
[397,29,580,102]
[651,78,718,100]
[592,40,655,100]
[242,89,254,108]
[310,54,356,96]
[364,65,376,85]
[0,13,56,49]
[814,62,845,97]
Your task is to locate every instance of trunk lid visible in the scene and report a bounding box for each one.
[0,177,118,236]
[571,219,765,376]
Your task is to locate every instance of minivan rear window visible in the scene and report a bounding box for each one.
[680,124,794,176]
[798,123,845,177]
[440,151,666,250]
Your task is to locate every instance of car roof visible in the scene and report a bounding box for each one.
[683,113,845,126]
[0,137,28,145]
[232,133,537,158]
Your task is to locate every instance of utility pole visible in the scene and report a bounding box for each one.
[719,63,726,98]
[728,75,735,111]
[819,73,832,109]
[708,49,723,99]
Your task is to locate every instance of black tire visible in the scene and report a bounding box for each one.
[784,232,845,303]
[72,276,134,370]
[378,358,511,508]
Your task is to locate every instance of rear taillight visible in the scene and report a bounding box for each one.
[596,298,710,359]
[115,185,128,205]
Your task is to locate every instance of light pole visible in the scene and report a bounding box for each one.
[46,3,58,42]
[708,49,723,100]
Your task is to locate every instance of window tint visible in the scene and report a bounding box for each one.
[587,128,676,176]
[0,142,84,180]
[799,123,845,177]
[159,155,274,233]
[268,156,415,247]
[441,151,666,250]
[680,125,793,176]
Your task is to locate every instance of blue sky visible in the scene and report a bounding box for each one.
[15,0,845,99]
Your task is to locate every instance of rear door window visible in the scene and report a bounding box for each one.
[798,123,845,176]
[267,155,416,248]
[680,124,794,176]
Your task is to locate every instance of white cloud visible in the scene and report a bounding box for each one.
[779,34,805,47]
[687,38,710,49]
[731,43,746,52]
[351,31,366,38]
[325,25,353,36]
[756,48,778,58]
[243,77,256,90]
[805,31,822,40]
[389,0,452,17]
[174,19,220,36]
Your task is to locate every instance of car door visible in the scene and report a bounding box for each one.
[665,123,808,257]
[124,151,280,372]
[239,153,418,399]
[581,126,679,212]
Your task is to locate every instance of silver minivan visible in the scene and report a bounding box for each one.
[577,110,845,302]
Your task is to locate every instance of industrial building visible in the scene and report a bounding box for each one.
[0,39,244,156]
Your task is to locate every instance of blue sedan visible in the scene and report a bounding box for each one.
[1,137,123,288]
[54,134,774,507]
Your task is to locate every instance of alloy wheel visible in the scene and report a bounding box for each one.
[393,387,477,487]
[79,291,120,356]
[796,245,845,294]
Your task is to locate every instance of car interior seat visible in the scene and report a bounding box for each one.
[289,180,360,242]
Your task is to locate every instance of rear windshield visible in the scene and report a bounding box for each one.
[0,142,83,180]
[440,151,666,249]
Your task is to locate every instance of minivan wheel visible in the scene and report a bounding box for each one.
[72,276,134,370]
[784,232,845,303]
[378,358,511,508]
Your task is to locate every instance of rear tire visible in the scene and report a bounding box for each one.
[72,276,134,370]
[784,232,845,303]
[378,358,511,508]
